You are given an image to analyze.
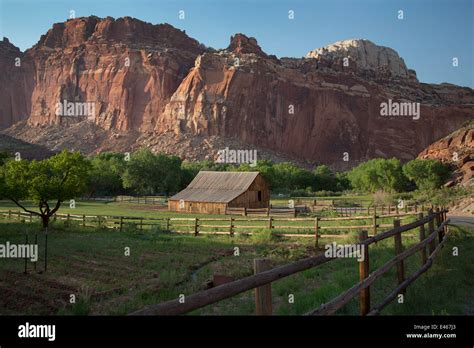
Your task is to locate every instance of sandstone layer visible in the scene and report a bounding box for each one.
[418,123,474,186]
[0,16,473,168]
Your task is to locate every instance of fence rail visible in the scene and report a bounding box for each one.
[130,207,450,316]
[0,208,425,242]
[80,195,168,205]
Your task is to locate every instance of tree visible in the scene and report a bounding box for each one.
[272,162,313,190]
[313,165,337,191]
[87,152,127,197]
[347,158,408,193]
[0,150,91,228]
[122,149,182,195]
[402,159,450,191]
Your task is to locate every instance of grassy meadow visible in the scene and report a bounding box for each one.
[0,198,471,316]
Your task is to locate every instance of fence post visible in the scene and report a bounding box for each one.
[82,214,86,227]
[140,218,143,230]
[443,209,448,237]
[418,213,427,266]
[243,207,247,216]
[396,205,399,215]
[372,211,377,237]
[358,230,370,315]
[435,207,443,243]
[393,220,406,295]
[98,216,101,228]
[381,205,385,215]
[229,217,234,237]
[254,259,272,315]
[120,216,123,232]
[194,218,199,236]
[166,217,170,232]
[414,204,418,213]
[67,213,70,227]
[8,209,11,219]
[18,211,21,221]
[314,217,320,248]
[404,204,408,214]
[268,217,273,231]
[428,209,435,255]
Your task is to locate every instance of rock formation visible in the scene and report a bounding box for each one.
[0,16,473,169]
[418,122,474,186]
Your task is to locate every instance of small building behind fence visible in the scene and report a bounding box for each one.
[168,171,270,214]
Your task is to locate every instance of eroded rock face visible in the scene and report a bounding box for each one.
[157,36,474,167]
[1,17,473,169]
[418,125,474,186]
[21,16,204,131]
[306,39,414,80]
[0,38,34,128]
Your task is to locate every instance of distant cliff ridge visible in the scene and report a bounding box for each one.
[0,16,473,167]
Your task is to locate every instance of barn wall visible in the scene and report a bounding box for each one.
[168,200,227,215]
[227,174,270,209]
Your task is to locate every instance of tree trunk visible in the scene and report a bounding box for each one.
[41,215,49,229]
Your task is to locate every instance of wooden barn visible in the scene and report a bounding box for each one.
[168,171,270,214]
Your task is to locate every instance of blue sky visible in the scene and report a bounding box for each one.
[0,0,472,87]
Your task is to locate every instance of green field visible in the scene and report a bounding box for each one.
[0,206,472,315]
[0,199,419,238]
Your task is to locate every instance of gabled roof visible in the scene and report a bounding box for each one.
[169,171,260,203]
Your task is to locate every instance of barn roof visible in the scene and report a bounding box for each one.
[169,171,261,203]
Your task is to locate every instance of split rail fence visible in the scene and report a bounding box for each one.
[0,208,427,242]
[130,208,450,316]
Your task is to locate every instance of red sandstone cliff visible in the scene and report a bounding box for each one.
[418,123,474,186]
[0,16,473,168]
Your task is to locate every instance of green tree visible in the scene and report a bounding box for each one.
[347,158,407,193]
[272,162,313,190]
[0,150,91,228]
[88,152,127,197]
[122,149,182,195]
[402,159,450,191]
[313,165,337,191]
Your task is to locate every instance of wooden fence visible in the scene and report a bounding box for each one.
[0,208,424,243]
[329,204,426,217]
[80,195,167,205]
[130,208,450,316]
[225,207,297,217]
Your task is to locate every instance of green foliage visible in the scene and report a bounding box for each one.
[0,152,10,166]
[122,149,182,195]
[402,159,450,190]
[0,150,91,227]
[88,152,127,196]
[347,158,408,193]
[271,162,313,190]
[0,150,90,203]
